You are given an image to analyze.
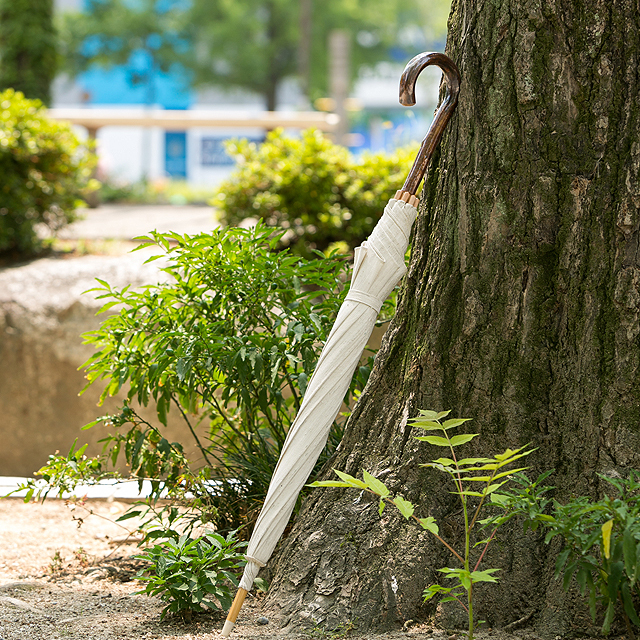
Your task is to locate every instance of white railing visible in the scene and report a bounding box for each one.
[47,108,340,136]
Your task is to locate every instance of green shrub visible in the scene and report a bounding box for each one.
[17,223,378,536]
[494,470,640,636]
[0,89,96,257]
[212,128,417,257]
[135,529,246,622]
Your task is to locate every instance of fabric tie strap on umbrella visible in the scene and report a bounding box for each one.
[222,52,460,637]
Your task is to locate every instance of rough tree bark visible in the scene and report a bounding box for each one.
[263,0,640,637]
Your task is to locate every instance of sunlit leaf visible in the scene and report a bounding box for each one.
[363,470,390,497]
[449,433,479,446]
[471,568,500,583]
[602,519,613,559]
[419,517,439,535]
[416,435,450,447]
[334,469,367,490]
[393,496,415,519]
[442,418,472,430]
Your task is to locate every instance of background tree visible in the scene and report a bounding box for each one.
[263,0,640,636]
[59,0,192,106]
[0,0,57,105]
[59,0,450,111]
[189,0,448,110]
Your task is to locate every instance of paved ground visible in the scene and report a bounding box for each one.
[58,204,220,241]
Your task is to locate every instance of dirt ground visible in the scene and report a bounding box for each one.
[0,498,608,640]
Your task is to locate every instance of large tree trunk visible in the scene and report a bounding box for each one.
[264,0,640,636]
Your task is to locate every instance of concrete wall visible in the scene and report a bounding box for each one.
[0,250,199,477]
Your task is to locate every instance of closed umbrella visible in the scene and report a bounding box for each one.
[222,51,460,637]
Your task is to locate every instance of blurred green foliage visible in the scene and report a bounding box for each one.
[0,0,57,104]
[0,89,97,257]
[213,129,418,257]
[58,0,452,110]
[98,177,218,206]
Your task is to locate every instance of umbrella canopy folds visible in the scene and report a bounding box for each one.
[222,52,460,637]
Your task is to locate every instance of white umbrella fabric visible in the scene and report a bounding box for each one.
[222,52,460,636]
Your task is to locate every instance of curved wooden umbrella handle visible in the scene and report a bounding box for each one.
[395,52,461,203]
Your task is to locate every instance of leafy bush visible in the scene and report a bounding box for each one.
[18,223,379,537]
[98,177,218,206]
[135,529,246,621]
[212,128,417,256]
[312,410,534,640]
[494,470,640,636]
[0,89,97,257]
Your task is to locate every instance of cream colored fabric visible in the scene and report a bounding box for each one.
[238,197,418,590]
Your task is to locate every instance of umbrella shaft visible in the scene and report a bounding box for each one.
[221,587,248,637]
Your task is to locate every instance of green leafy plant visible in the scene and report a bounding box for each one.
[134,529,246,622]
[0,89,97,258]
[16,223,380,538]
[213,129,417,257]
[493,470,640,638]
[310,409,534,640]
[16,439,107,503]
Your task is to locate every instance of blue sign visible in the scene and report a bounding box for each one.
[201,137,263,167]
[165,131,187,178]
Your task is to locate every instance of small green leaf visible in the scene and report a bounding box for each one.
[471,568,500,583]
[334,469,367,489]
[575,565,589,596]
[363,470,390,497]
[411,420,443,431]
[431,457,455,466]
[419,517,439,535]
[449,433,479,446]
[602,601,615,634]
[483,481,507,495]
[442,418,472,430]
[623,527,637,579]
[554,548,571,578]
[307,481,352,488]
[602,519,614,559]
[621,581,640,626]
[379,499,385,516]
[562,561,578,591]
[457,457,493,466]
[607,561,624,604]
[298,372,308,395]
[392,496,415,519]
[473,537,493,548]
[416,435,450,447]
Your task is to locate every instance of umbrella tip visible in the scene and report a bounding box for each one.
[221,620,235,637]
